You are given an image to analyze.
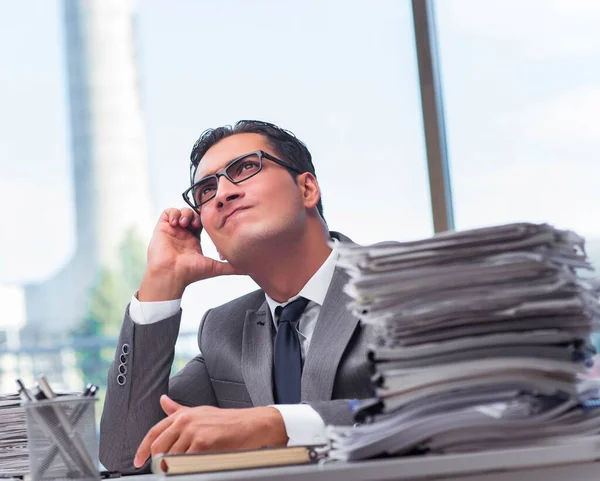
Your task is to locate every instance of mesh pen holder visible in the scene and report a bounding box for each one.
[23,396,100,481]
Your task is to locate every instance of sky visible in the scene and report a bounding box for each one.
[0,0,599,333]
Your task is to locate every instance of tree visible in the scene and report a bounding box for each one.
[72,228,147,386]
[71,267,128,386]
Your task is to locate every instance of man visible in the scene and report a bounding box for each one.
[99,120,373,473]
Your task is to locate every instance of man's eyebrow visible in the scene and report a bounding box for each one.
[194,162,220,182]
[194,159,226,182]
[195,169,210,180]
[194,152,245,182]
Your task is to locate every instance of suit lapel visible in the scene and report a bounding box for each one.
[241,300,275,406]
[302,266,360,401]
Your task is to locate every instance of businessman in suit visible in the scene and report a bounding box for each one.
[99,120,373,472]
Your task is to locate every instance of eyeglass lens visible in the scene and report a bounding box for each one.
[192,153,261,206]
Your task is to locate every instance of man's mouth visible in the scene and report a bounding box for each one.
[222,207,250,227]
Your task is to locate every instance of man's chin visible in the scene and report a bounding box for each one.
[218,225,279,262]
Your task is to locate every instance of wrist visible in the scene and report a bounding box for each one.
[138,268,186,302]
[259,407,289,446]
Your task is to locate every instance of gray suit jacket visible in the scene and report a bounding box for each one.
[99,234,373,473]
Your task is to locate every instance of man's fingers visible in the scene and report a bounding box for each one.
[161,207,202,232]
[169,432,192,455]
[161,208,182,227]
[183,209,202,235]
[180,207,196,224]
[184,220,202,240]
[134,416,174,468]
[160,395,184,416]
[170,210,182,227]
[149,426,182,459]
[179,207,204,230]
[211,260,244,277]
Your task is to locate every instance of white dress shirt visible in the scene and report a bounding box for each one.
[129,241,339,446]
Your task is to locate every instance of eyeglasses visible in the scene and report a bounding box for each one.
[182,150,303,212]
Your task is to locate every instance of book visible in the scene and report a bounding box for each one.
[151,445,322,475]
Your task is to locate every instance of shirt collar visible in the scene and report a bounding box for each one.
[265,239,339,321]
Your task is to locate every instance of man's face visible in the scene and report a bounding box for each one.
[195,133,307,263]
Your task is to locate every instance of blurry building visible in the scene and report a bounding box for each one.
[23,0,153,344]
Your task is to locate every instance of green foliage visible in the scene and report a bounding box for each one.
[119,228,147,301]
[72,228,147,387]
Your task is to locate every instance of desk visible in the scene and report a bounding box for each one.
[132,460,600,481]
[135,439,600,481]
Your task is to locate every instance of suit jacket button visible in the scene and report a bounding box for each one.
[118,363,127,375]
[119,353,128,364]
[117,374,126,386]
[121,343,131,355]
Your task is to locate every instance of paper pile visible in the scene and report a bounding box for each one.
[328,223,600,461]
[0,394,28,477]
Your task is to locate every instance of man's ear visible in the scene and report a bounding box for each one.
[299,173,321,210]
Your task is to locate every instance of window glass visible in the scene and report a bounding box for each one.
[435,0,600,271]
[0,1,432,391]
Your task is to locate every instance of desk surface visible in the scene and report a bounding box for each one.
[135,460,600,481]
[139,437,600,481]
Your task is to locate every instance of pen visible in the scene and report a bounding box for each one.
[37,376,57,400]
[16,379,32,401]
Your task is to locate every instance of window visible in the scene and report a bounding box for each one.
[0,1,433,390]
[435,0,600,271]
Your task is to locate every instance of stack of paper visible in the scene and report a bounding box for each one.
[0,393,28,477]
[328,223,600,461]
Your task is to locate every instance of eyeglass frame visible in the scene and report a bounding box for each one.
[182,150,304,213]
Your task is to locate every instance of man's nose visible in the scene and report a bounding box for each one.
[214,175,243,207]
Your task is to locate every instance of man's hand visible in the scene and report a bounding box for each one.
[133,395,288,468]
[138,208,243,301]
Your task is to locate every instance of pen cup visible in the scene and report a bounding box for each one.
[23,396,100,481]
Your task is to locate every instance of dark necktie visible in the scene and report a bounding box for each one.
[273,297,310,404]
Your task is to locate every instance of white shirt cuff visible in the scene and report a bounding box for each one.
[269,404,327,446]
[129,295,182,325]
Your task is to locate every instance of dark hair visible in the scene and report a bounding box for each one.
[189,120,324,221]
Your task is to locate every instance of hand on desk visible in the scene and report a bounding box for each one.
[133,395,288,468]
